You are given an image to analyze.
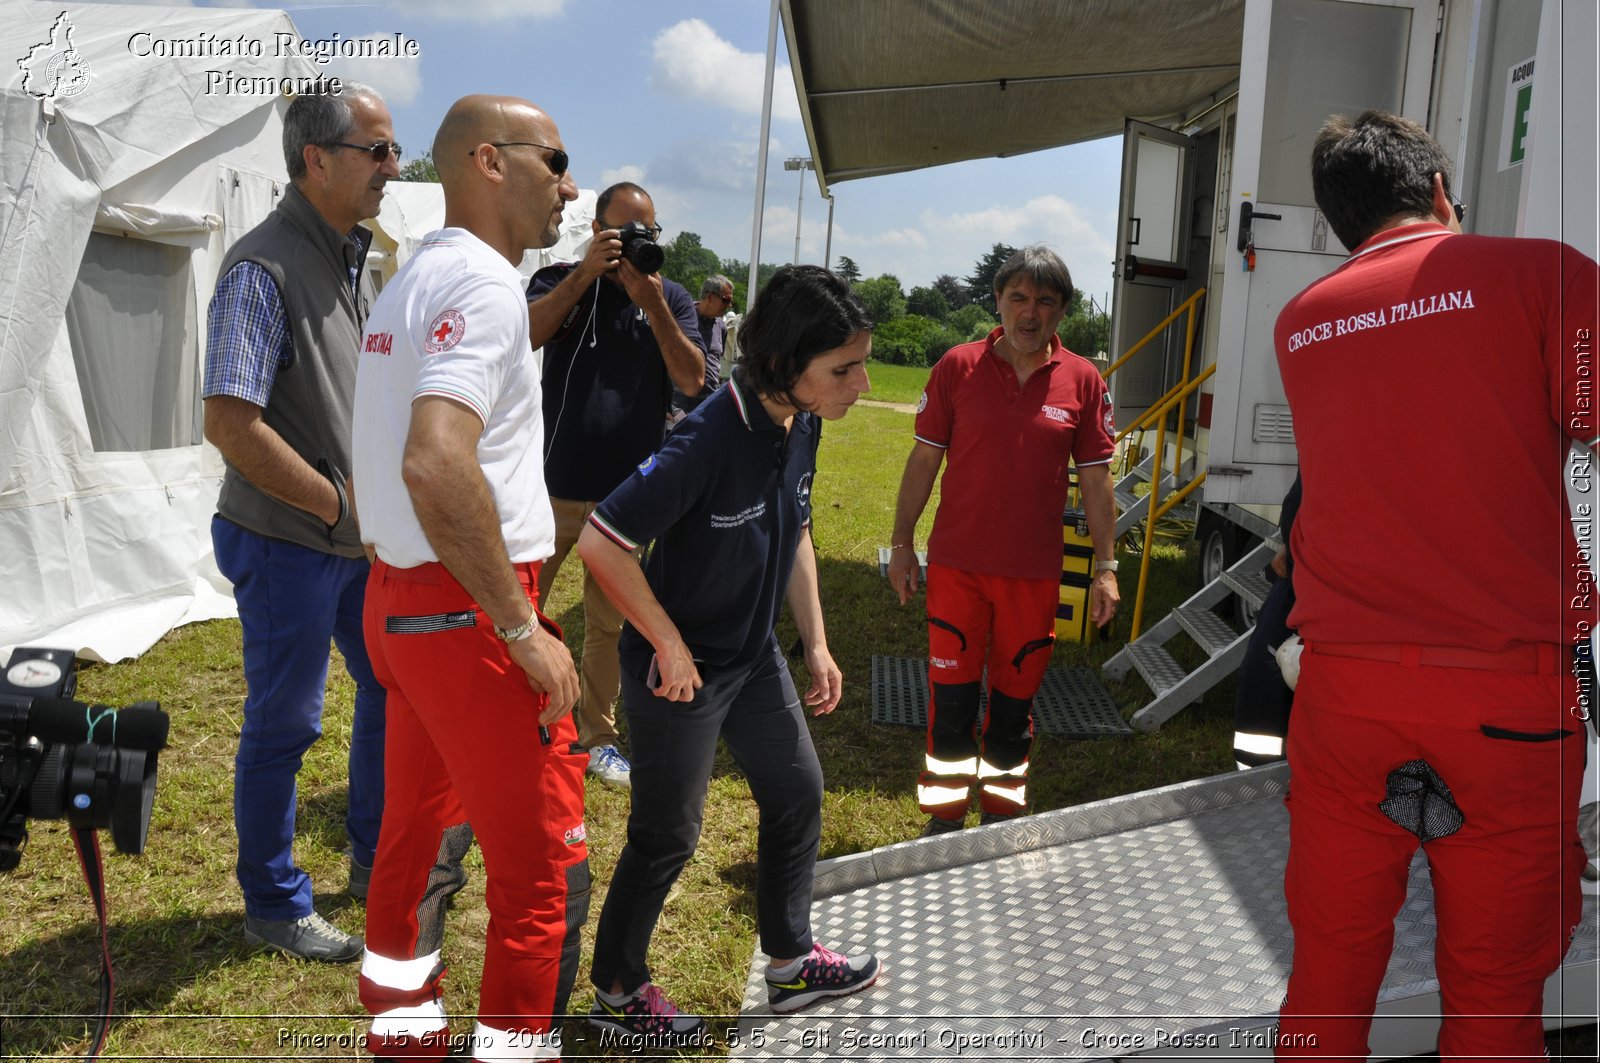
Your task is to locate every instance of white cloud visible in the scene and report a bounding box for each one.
[832,194,1117,294]
[651,19,801,123]
[600,165,646,187]
[275,0,568,23]
[328,35,422,106]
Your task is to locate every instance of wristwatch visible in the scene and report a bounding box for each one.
[1093,559,1119,574]
[494,614,536,643]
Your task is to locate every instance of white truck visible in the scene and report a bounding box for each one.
[768,0,1597,728]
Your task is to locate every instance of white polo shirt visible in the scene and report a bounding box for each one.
[353,227,555,569]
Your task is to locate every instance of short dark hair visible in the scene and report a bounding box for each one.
[735,265,873,410]
[993,246,1074,305]
[282,83,380,182]
[595,181,650,222]
[1311,110,1453,251]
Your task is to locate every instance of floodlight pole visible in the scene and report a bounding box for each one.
[784,157,813,264]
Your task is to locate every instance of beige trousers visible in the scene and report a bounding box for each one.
[538,497,624,749]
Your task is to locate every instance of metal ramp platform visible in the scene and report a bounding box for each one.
[731,765,1598,1061]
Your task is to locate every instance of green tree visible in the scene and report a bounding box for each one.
[946,303,997,342]
[660,231,722,295]
[873,316,962,366]
[932,273,970,310]
[965,243,1018,315]
[834,255,862,283]
[397,152,439,183]
[853,274,906,325]
[906,285,950,322]
[722,258,784,310]
[1056,291,1111,357]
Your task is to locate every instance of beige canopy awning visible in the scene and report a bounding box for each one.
[780,0,1245,192]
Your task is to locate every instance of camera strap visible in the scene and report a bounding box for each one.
[70,827,114,1061]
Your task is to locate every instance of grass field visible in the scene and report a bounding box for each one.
[2,401,1593,1059]
[859,360,929,405]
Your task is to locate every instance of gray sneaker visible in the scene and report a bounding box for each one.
[244,911,363,963]
[587,745,632,788]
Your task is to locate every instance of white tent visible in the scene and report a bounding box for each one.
[0,3,320,662]
[365,181,600,288]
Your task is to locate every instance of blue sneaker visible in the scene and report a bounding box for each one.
[766,943,881,1013]
[587,745,632,788]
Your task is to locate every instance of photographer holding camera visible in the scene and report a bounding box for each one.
[526,182,705,789]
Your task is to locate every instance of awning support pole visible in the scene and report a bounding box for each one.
[747,0,782,309]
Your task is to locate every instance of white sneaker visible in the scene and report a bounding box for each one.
[587,745,632,788]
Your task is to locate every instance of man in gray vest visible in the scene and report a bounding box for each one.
[202,85,399,962]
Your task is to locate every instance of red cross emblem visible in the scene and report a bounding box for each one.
[424,309,466,354]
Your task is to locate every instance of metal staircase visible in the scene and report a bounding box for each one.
[1111,450,1194,539]
[1103,537,1276,732]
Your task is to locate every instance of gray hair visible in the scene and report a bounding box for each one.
[700,274,733,298]
[282,82,382,182]
[993,245,1074,305]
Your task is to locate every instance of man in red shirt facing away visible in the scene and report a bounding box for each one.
[1273,110,1597,1061]
[889,246,1120,837]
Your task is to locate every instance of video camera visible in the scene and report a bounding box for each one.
[616,220,665,274]
[0,647,169,871]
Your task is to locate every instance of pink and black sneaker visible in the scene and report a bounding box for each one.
[766,942,881,1013]
[587,982,707,1048]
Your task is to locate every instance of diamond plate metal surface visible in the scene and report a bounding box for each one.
[869,656,1130,738]
[733,766,1599,1061]
[1126,641,1186,696]
[1174,605,1240,658]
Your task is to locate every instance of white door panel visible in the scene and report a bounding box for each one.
[1206,0,1440,505]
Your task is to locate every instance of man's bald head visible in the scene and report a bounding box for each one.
[430,94,575,260]
[432,95,550,184]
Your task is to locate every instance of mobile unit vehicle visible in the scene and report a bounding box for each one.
[765,0,1596,729]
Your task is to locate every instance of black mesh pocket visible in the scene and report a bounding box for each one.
[1377,759,1465,842]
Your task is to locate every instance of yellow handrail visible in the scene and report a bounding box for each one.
[1131,471,1209,638]
[1100,287,1207,382]
[1125,364,1215,639]
[1094,285,1211,641]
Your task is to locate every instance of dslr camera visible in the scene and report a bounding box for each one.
[615,220,664,274]
[0,647,169,871]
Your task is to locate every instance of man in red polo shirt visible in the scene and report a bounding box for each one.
[1273,110,1597,1060]
[889,246,1120,836]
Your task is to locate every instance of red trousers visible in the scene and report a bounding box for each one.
[360,560,589,1062]
[1278,648,1586,1062]
[918,564,1057,819]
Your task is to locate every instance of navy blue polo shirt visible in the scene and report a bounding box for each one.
[529,263,702,500]
[588,375,820,678]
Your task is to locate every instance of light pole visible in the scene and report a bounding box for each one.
[784,156,813,264]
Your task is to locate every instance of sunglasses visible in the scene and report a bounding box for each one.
[329,140,402,163]
[1450,197,1467,224]
[471,141,569,178]
[600,220,663,241]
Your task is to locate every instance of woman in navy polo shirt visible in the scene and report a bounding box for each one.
[576,265,878,1041]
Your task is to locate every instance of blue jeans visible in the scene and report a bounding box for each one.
[590,643,823,994]
[213,516,386,920]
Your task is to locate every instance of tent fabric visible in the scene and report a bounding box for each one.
[0,4,317,662]
[781,0,1244,191]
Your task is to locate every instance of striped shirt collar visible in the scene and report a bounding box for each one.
[1349,221,1453,261]
[727,374,781,433]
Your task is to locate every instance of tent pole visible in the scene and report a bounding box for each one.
[747,0,782,309]
[823,193,834,271]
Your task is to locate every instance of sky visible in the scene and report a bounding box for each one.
[84,0,1125,303]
